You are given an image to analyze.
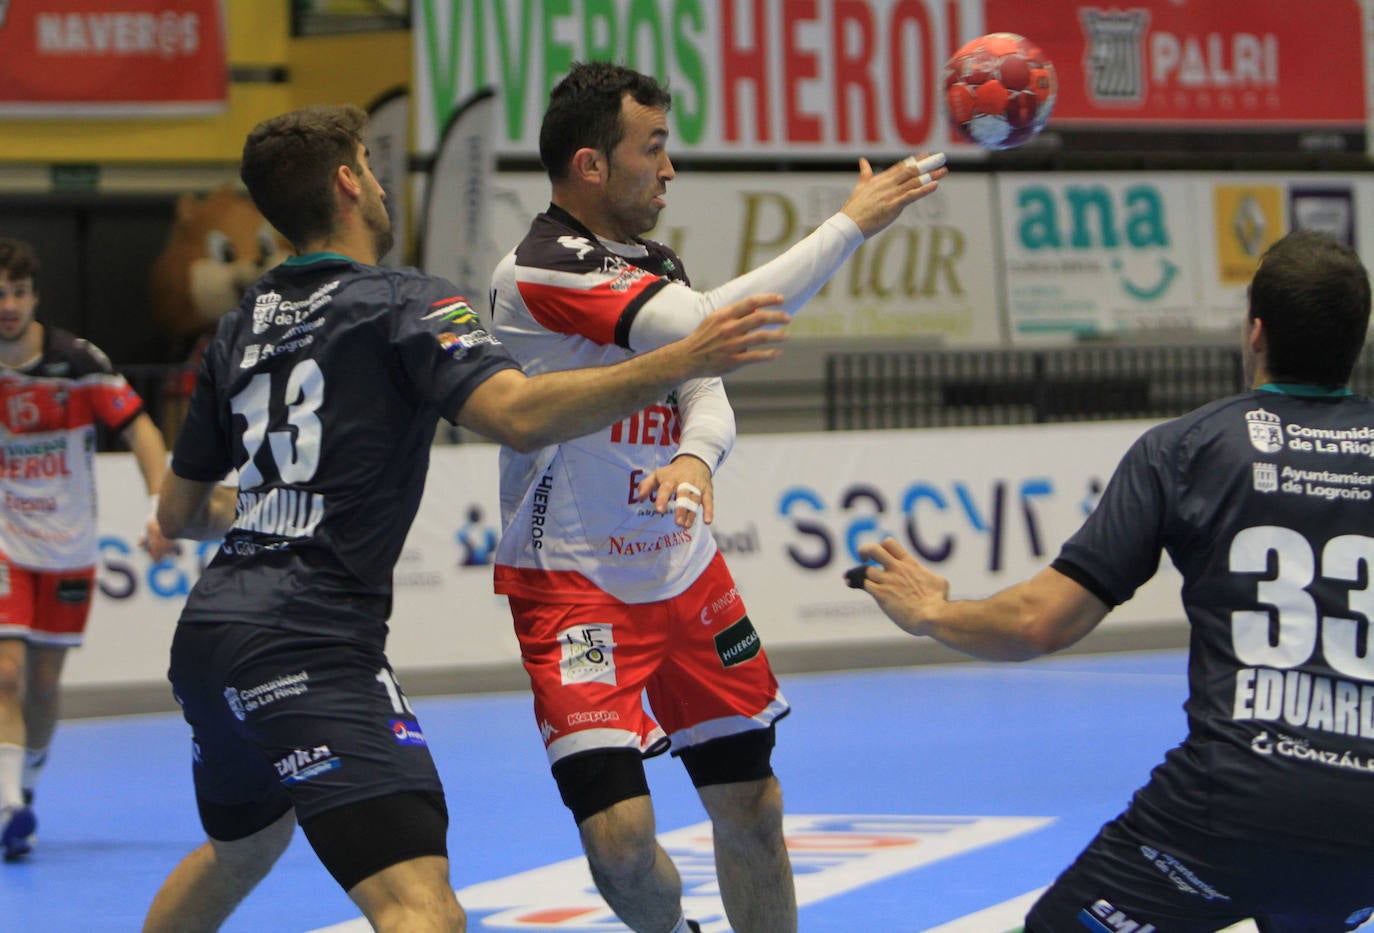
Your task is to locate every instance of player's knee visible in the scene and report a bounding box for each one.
[702,776,785,846]
[369,889,466,933]
[0,652,23,703]
[578,797,659,880]
[210,807,296,876]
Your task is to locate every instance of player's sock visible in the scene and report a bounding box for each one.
[0,745,24,811]
[21,747,46,803]
[669,916,700,933]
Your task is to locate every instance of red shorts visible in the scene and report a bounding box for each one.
[0,557,96,648]
[510,553,789,766]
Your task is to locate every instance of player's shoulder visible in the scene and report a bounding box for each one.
[512,206,608,271]
[42,326,114,376]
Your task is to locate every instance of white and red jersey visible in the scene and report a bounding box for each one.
[490,206,741,605]
[0,328,144,570]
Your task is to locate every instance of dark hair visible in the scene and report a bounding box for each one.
[0,236,39,285]
[538,61,672,181]
[240,105,368,249]
[1249,229,1371,387]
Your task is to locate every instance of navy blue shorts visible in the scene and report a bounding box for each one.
[1027,803,1374,933]
[169,622,445,840]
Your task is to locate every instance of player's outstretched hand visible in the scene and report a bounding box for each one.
[680,292,788,377]
[636,453,714,529]
[850,536,951,637]
[841,153,948,239]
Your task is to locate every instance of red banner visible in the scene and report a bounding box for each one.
[0,0,227,116]
[984,0,1365,127]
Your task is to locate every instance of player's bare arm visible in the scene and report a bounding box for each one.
[853,536,1109,661]
[157,473,239,542]
[123,412,181,561]
[635,453,713,529]
[840,153,949,239]
[458,294,787,451]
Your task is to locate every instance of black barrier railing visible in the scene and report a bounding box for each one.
[825,345,1374,431]
[102,349,1374,449]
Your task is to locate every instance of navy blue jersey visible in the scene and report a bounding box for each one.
[1056,388,1374,852]
[171,254,521,646]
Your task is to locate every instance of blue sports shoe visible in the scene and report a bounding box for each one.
[2,804,36,861]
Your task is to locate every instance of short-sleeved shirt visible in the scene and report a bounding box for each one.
[0,327,144,570]
[1054,387,1374,853]
[172,254,521,649]
[489,205,721,605]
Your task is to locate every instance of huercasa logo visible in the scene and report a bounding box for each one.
[714,616,761,668]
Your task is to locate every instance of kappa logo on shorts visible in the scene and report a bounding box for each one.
[714,616,761,668]
[558,623,617,686]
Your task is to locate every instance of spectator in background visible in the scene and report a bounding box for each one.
[0,235,175,861]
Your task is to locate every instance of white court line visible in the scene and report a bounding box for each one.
[921,888,1045,933]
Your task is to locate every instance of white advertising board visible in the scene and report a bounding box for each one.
[70,421,1180,690]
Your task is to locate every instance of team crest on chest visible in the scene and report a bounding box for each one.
[1245,408,1283,453]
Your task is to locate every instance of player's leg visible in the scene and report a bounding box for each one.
[20,642,67,796]
[0,560,37,859]
[300,791,463,933]
[686,733,795,933]
[650,555,795,932]
[0,636,26,801]
[557,751,684,932]
[142,808,297,933]
[511,596,684,932]
[1025,807,1251,932]
[145,621,301,928]
[0,636,30,858]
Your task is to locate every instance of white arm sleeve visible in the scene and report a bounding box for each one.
[628,211,864,351]
[673,376,735,473]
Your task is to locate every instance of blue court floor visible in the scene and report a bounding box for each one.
[0,650,1193,932]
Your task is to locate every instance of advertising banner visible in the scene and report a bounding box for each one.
[71,422,1182,690]
[486,172,1004,344]
[998,171,1374,343]
[0,0,227,116]
[413,0,986,158]
[985,0,1365,129]
[997,172,1208,342]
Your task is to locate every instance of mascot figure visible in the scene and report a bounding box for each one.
[149,184,290,441]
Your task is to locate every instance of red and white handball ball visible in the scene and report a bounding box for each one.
[943,32,1057,150]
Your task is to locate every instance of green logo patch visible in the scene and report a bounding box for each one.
[714,616,761,668]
